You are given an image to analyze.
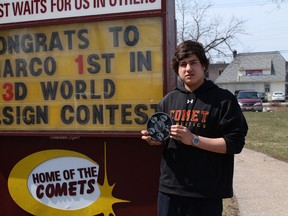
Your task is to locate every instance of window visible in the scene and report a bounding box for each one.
[219,69,224,76]
[237,91,259,99]
[264,83,270,93]
[246,70,263,76]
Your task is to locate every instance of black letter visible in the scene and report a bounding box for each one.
[15,82,27,100]
[109,26,122,47]
[134,104,148,124]
[61,105,74,124]
[104,79,115,99]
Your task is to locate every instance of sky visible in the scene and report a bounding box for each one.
[207,0,288,62]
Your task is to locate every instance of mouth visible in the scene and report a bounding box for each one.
[185,74,194,78]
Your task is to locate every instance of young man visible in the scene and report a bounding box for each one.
[141,40,248,216]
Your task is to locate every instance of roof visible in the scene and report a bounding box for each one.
[215,51,287,84]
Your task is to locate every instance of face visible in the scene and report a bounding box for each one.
[178,54,205,92]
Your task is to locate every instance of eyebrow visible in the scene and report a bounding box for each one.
[180,58,198,64]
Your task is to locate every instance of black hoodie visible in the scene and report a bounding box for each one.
[158,79,248,198]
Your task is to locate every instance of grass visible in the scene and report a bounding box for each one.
[223,108,288,215]
[223,197,240,216]
[244,109,288,162]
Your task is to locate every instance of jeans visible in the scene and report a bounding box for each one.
[158,192,223,216]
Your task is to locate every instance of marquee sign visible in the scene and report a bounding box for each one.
[0,0,176,215]
[0,17,164,133]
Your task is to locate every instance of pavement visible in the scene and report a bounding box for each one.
[234,148,288,216]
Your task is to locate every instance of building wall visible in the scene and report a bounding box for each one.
[217,82,285,100]
[207,63,229,82]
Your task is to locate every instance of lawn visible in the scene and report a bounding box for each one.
[223,109,288,215]
[243,110,288,162]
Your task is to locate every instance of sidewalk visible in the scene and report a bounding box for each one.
[234,148,288,216]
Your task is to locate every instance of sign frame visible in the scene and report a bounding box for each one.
[0,0,176,137]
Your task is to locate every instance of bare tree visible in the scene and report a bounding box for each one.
[176,0,246,60]
[272,0,287,2]
[271,0,288,8]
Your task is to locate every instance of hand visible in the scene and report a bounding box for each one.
[141,130,162,145]
[170,125,194,145]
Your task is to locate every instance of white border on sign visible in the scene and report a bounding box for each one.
[0,0,162,24]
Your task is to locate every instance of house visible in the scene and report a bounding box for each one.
[206,62,229,82]
[215,51,288,100]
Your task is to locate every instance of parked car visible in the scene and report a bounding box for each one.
[237,90,263,112]
[234,90,245,97]
[257,92,268,102]
[271,91,285,102]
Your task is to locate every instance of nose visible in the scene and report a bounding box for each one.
[185,63,192,71]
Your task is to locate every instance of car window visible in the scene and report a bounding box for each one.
[237,92,259,99]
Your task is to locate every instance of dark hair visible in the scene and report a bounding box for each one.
[172,40,210,74]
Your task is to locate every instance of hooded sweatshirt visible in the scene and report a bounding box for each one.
[158,79,248,199]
